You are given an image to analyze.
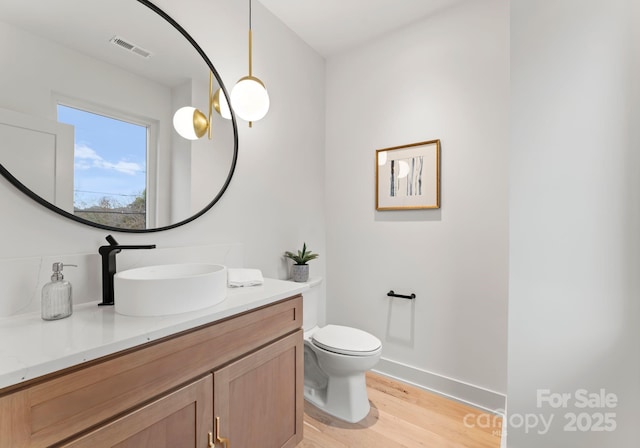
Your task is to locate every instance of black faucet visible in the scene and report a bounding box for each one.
[98,234,156,306]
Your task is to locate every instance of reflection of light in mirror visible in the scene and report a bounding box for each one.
[213,89,231,120]
[173,106,206,140]
[174,71,215,140]
[397,160,410,179]
[378,151,387,166]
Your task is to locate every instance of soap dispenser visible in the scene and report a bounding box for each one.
[41,262,77,321]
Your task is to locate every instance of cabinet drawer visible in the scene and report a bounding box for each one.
[0,295,301,447]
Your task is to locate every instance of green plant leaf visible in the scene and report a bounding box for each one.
[285,243,318,265]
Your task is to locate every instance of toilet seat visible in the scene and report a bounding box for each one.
[311,325,381,356]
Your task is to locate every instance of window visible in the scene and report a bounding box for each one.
[57,104,148,229]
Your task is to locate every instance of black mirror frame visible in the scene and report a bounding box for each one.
[0,0,238,233]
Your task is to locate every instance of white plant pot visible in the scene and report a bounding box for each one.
[291,264,309,282]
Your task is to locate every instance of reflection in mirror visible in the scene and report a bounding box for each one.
[57,104,149,228]
[0,0,237,232]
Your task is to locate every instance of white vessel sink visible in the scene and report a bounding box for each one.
[114,264,227,317]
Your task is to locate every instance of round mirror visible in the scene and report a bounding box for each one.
[0,0,238,232]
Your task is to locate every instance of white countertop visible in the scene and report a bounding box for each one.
[0,278,308,390]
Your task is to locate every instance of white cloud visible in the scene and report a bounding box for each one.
[75,144,102,161]
[74,144,143,175]
[103,160,142,176]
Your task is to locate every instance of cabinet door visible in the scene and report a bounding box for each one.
[214,331,303,448]
[62,375,213,448]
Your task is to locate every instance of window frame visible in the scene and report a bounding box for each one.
[54,94,158,229]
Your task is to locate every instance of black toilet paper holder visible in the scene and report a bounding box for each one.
[387,290,416,300]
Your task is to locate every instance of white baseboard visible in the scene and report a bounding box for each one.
[372,357,506,415]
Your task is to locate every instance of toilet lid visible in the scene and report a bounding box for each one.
[311,325,382,356]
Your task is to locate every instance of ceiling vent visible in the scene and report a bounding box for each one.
[109,36,152,59]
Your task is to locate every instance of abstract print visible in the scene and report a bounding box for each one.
[389,156,424,197]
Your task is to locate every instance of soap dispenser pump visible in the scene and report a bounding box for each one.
[41,262,77,321]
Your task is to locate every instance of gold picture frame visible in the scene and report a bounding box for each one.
[376,139,441,210]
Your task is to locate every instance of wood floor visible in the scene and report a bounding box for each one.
[299,372,502,448]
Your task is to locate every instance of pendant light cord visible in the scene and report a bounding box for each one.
[248,0,253,76]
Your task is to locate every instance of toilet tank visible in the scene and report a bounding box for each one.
[302,277,323,331]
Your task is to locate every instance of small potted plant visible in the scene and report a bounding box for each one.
[284,243,319,282]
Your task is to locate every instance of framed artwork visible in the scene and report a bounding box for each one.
[376,139,440,210]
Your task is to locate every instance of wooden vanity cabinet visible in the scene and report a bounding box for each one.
[0,296,304,448]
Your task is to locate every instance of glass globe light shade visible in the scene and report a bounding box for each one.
[213,89,232,120]
[231,76,270,122]
[173,106,207,140]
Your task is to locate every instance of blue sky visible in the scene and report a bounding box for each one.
[57,105,147,208]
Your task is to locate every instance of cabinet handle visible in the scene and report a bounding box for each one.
[215,416,230,448]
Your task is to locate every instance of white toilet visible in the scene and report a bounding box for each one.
[302,278,382,423]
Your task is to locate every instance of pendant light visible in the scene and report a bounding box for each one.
[213,88,232,120]
[173,71,215,140]
[230,0,269,127]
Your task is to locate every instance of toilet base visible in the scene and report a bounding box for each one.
[304,369,372,423]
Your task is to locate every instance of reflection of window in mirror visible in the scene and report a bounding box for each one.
[56,102,153,230]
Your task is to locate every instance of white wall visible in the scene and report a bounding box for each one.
[508,0,640,446]
[325,0,509,410]
[0,0,326,316]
